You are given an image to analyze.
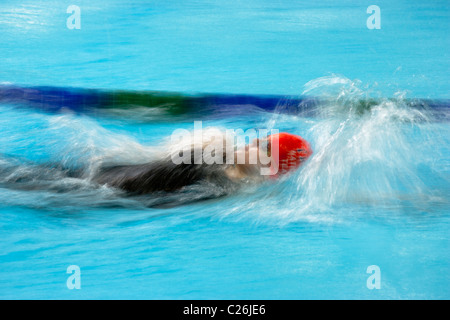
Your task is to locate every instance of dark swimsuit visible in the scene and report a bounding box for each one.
[94,150,232,194]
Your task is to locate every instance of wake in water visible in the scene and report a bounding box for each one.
[0,76,448,220]
[0,123,235,209]
[234,75,449,223]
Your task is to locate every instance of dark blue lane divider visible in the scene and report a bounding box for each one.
[0,85,448,120]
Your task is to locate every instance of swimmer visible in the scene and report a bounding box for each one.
[94,132,312,194]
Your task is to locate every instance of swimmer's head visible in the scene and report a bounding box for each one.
[260,132,312,176]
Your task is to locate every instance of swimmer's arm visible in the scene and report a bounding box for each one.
[224,165,247,180]
[224,164,265,181]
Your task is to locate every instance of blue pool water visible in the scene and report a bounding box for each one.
[0,0,449,299]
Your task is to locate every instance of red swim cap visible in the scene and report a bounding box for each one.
[268,133,312,175]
